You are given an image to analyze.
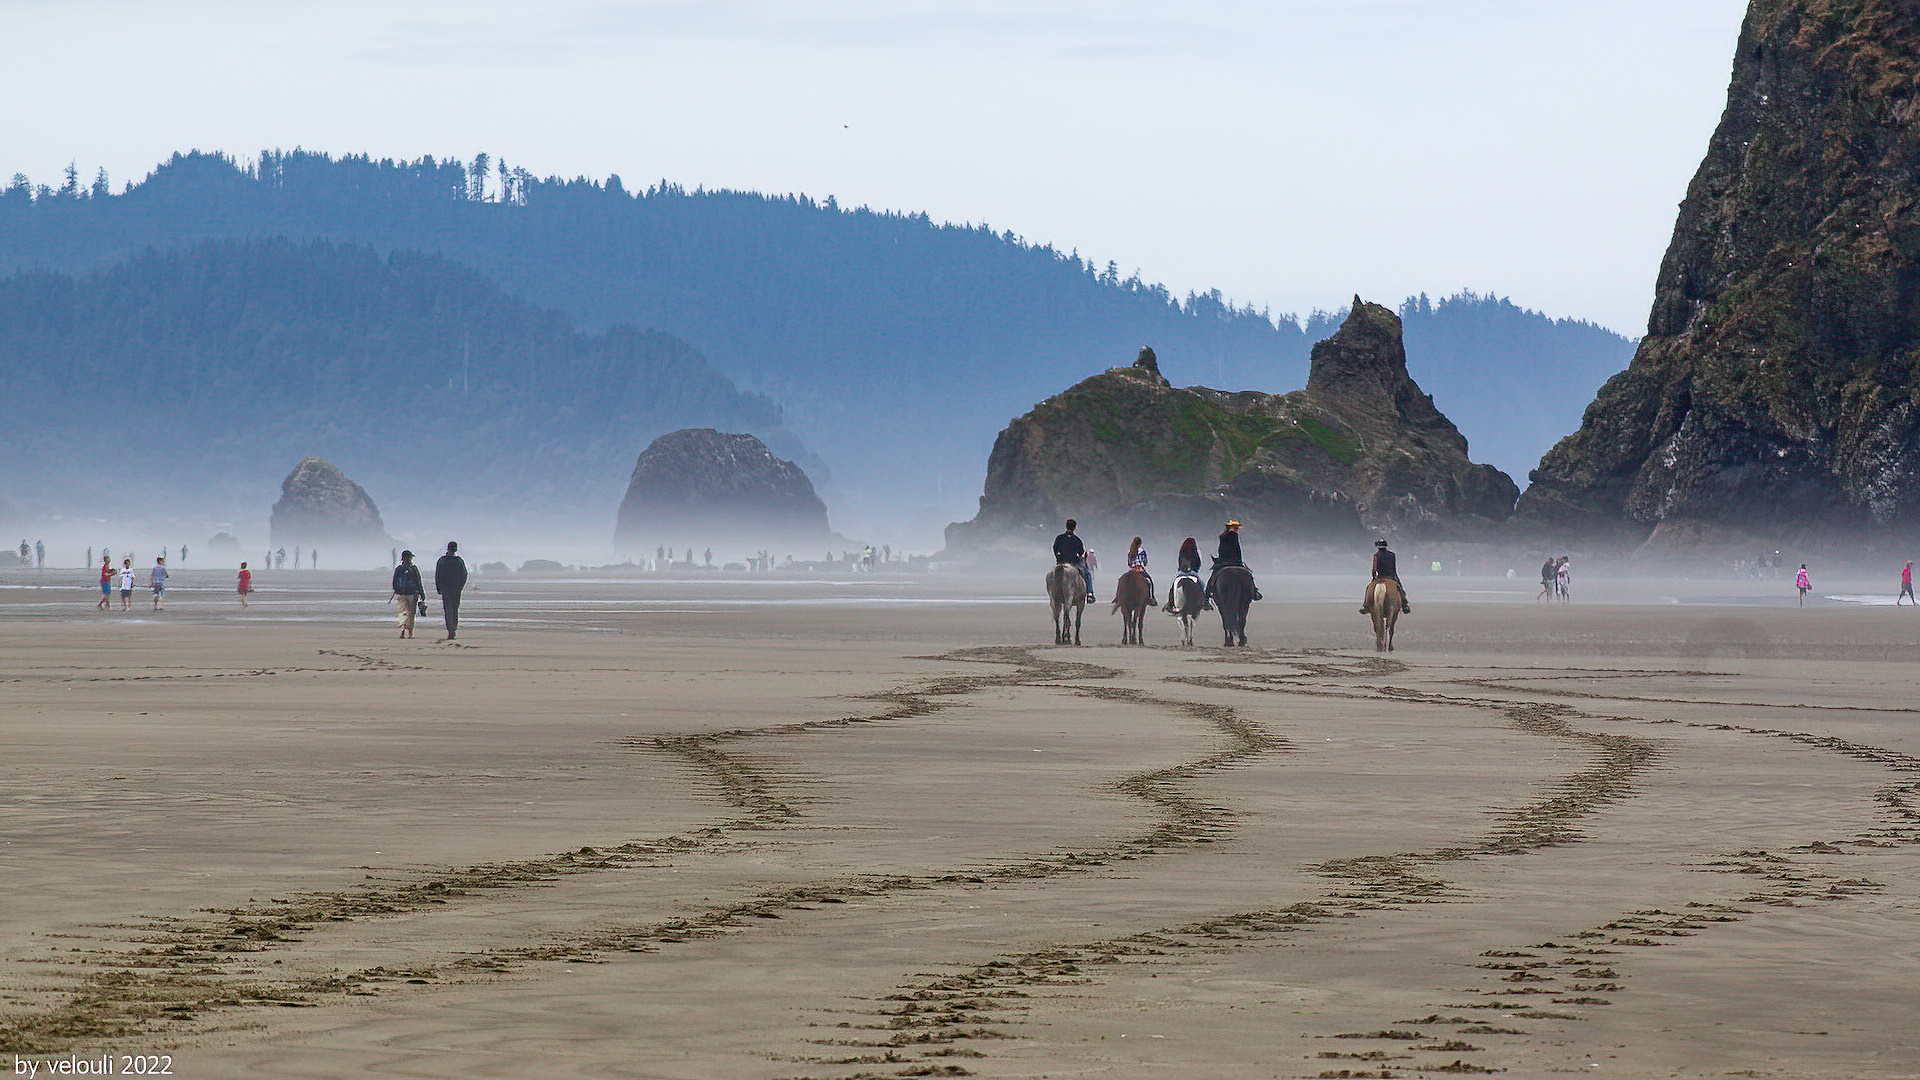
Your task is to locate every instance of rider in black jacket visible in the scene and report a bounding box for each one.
[1204,519,1260,606]
[1053,519,1092,602]
[1361,539,1411,613]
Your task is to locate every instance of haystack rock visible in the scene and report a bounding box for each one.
[269,455,390,552]
[947,315,1517,549]
[1520,0,1920,548]
[614,429,831,551]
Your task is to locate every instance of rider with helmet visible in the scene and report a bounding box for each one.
[1360,538,1411,614]
[1053,519,1093,603]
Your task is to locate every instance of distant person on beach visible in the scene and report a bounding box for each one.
[310,548,317,570]
[1796,564,1811,606]
[34,540,44,568]
[1556,556,1571,602]
[435,541,467,641]
[237,562,252,608]
[96,556,113,610]
[276,547,286,570]
[294,546,302,570]
[391,550,423,639]
[149,556,168,611]
[1901,562,1914,606]
[16,541,27,564]
[118,559,135,610]
[1538,557,1556,601]
[180,544,187,564]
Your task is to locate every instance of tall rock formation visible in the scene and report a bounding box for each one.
[947,308,1517,548]
[1521,0,1920,545]
[269,455,390,552]
[614,429,831,552]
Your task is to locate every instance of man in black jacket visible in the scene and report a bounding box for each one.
[435,541,468,641]
[1204,519,1260,606]
[1052,519,1092,602]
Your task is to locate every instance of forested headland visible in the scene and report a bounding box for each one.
[0,237,783,530]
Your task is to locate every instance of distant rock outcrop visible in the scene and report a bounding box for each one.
[1520,0,1920,546]
[614,429,831,550]
[947,311,1517,548]
[269,455,390,551]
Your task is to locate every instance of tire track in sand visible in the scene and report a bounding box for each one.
[0,646,1286,1058]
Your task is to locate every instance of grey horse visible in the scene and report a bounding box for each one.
[1047,562,1087,645]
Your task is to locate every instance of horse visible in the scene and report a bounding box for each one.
[1212,564,1255,647]
[1365,577,1402,651]
[1046,562,1086,645]
[1169,572,1205,647]
[1112,569,1153,645]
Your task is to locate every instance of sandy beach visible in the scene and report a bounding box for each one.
[4,566,1920,1079]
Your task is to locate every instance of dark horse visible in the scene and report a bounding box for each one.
[1213,564,1255,647]
[1112,569,1153,645]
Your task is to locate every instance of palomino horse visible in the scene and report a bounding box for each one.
[1046,562,1086,645]
[1212,564,1255,647]
[1365,577,1402,651]
[1112,569,1153,645]
[1170,572,1205,647]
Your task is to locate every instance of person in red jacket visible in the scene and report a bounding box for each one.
[237,562,253,608]
[1900,561,1913,607]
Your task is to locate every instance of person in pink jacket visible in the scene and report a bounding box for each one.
[1795,564,1811,606]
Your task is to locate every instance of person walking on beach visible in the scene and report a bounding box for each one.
[149,556,168,611]
[1537,556,1556,601]
[1901,561,1915,606]
[96,555,113,610]
[237,562,252,608]
[34,540,44,568]
[118,559,135,611]
[309,548,317,570]
[391,550,423,638]
[435,541,467,641]
[1555,556,1571,603]
[1796,564,1812,606]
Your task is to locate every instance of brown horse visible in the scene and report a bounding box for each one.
[1047,562,1086,645]
[1112,570,1153,645]
[1365,577,1402,651]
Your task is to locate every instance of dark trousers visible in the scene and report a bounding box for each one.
[442,591,461,637]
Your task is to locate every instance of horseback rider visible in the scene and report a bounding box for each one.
[1204,519,1261,607]
[1053,518,1093,603]
[1125,536,1154,602]
[1360,538,1411,614]
[1163,536,1201,612]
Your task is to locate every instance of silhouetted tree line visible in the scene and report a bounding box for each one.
[0,237,780,522]
[0,151,1632,515]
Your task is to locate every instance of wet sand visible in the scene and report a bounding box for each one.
[4,568,1920,1079]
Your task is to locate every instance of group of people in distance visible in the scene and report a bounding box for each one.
[1537,555,1572,603]
[390,542,467,641]
[1051,518,1271,611]
[95,554,169,611]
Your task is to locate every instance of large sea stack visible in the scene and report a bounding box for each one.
[614,429,831,552]
[1520,0,1920,548]
[946,309,1517,549]
[269,455,391,552]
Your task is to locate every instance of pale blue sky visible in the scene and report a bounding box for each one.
[3,1,1749,333]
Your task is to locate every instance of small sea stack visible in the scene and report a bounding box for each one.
[614,429,831,553]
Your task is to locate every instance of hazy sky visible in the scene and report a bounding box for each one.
[3,0,1748,333]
